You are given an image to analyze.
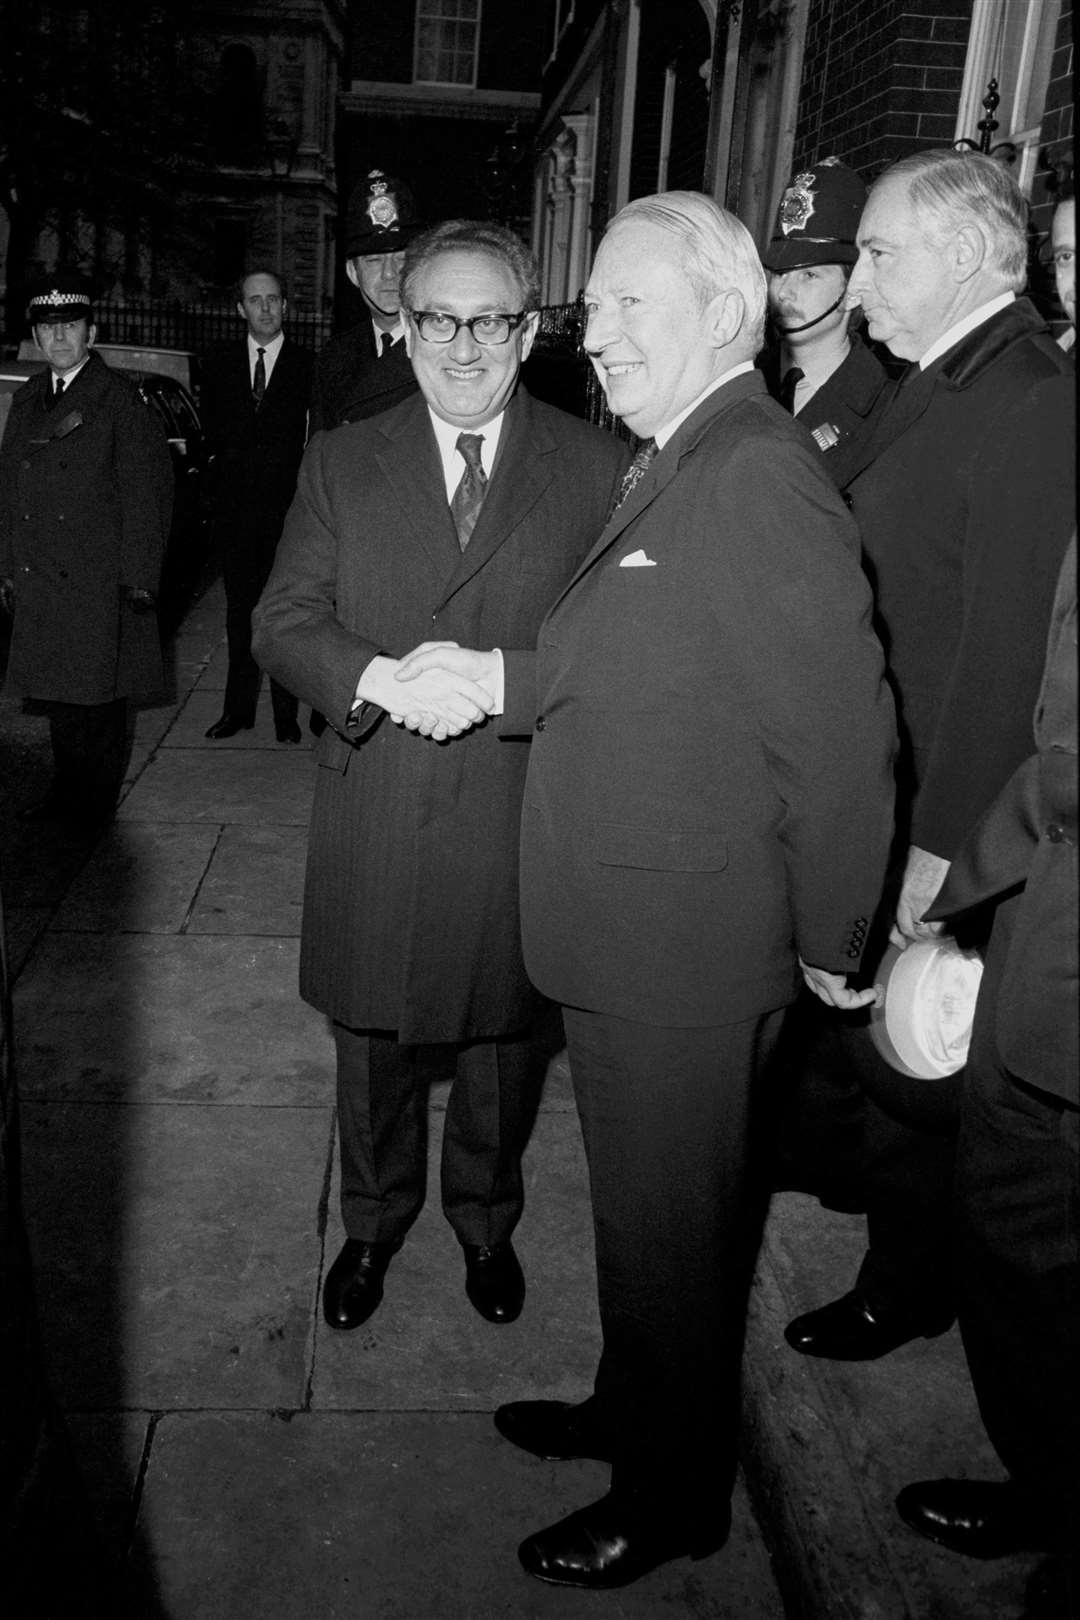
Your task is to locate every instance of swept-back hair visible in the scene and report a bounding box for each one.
[611,190,768,350]
[882,149,1028,289]
[401,220,541,310]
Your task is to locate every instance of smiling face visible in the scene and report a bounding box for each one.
[583,218,726,438]
[767,263,851,346]
[237,273,286,344]
[846,174,963,361]
[347,250,406,326]
[403,248,536,429]
[35,316,96,376]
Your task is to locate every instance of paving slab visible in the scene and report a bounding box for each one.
[20,1101,332,1410]
[313,1105,603,1410]
[126,1411,783,1620]
[741,1192,1041,1620]
[116,747,314,824]
[187,824,307,935]
[51,821,221,934]
[1,902,53,976]
[14,933,334,1103]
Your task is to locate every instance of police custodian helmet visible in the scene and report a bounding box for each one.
[345,169,424,258]
[763,158,867,273]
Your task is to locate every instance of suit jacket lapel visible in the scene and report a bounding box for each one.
[375,397,461,575]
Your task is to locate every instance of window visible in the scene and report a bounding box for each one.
[415,0,481,88]
[955,0,1062,195]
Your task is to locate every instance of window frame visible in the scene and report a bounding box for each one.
[414,0,482,91]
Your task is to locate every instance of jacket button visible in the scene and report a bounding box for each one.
[1046,823,1065,843]
[535,716,546,732]
[841,491,854,508]
[847,947,860,958]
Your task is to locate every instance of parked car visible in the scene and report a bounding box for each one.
[0,355,209,627]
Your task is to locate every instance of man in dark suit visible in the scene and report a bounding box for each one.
[782,150,1076,1364]
[252,221,626,1333]
[396,191,896,1588]
[896,534,1077,1619]
[308,170,422,433]
[0,274,172,825]
[759,158,895,490]
[201,269,313,742]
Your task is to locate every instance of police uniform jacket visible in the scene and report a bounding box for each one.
[251,386,627,1043]
[761,336,895,491]
[503,371,897,1027]
[308,323,417,433]
[0,352,171,704]
[844,297,1075,863]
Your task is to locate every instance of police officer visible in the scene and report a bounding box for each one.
[761,158,895,489]
[0,273,172,826]
[309,169,425,432]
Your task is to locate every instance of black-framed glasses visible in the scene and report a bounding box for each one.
[408,309,530,346]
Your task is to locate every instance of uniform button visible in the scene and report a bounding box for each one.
[847,947,860,958]
[1046,824,1065,843]
[535,716,546,732]
[842,491,854,509]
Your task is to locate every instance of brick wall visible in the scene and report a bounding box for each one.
[793,0,975,179]
[1031,1,1073,223]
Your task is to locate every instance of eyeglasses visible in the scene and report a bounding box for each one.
[408,309,530,346]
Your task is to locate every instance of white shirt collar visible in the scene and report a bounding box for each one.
[247,330,284,361]
[373,316,406,350]
[428,407,505,503]
[653,360,756,449]
[918,291,1016,371]
[53,354,92,387]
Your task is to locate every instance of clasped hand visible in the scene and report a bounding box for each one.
[381,642,499,741]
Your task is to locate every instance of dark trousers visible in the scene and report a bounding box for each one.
[562,1003,784,1531]
[955,892,1079,1556]
[773,992,958,1321]
[221,524,297,728]
[46,698,128,819]
[333,1026,545,1247]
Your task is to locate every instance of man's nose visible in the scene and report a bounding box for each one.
[584,306,615,353]
[847,254,870,298]
[448,321,481,361]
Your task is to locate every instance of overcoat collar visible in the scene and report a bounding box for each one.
[372,386,562,605]
[548,369,767,612]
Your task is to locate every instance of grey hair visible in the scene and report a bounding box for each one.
[401,220,541,310]
[881,149,1028,290]
[610,190,768,352]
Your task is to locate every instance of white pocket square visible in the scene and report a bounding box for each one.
[619,549,657,568]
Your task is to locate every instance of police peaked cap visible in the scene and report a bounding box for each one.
[27,270,95,324]
[345,169,424,257]
[763,159,867,272]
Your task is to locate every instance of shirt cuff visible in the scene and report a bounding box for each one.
[491,648,505,715]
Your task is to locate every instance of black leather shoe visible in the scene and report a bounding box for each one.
[462,1241,525,1323]
[896,1480,1044,1559]
[784,1290,953,1360]
[494,1399,614,1462]
[205,713,254,739]
[275,721,302,744]
[518,1491,726,1589]
[322,1238,400,1330]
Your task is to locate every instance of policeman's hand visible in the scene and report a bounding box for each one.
[891,844,949,947]
[0,577,13,616]
[800,959,883,1011]
[125,587,158,615]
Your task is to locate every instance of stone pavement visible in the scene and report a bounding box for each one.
[1,581,1041,1619]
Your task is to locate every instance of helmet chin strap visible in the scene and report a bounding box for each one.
[776,289,850,336]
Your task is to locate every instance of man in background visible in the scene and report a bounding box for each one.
[201,269,313,743]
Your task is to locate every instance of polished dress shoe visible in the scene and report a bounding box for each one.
[462,1241,525,1323]
[322,1238,400,1330]
[494,1399,613,1462]
[205,713,254,739]
[784,1290,953,1360]
[275,720,302,744]
[518,1491,725,1589]
[896,1479,1043,1559]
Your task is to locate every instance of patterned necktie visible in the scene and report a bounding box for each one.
[609,438,658,518]
[252,347,266,406]
[451,433,487,551]
[778,367,804,414]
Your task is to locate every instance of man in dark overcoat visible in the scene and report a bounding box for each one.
[782,149,1077,1367]
[308,170,422,434]
[201,269,313,742]
[396,191,896,1588]
[0,274,172,825]
[252,221,627,1332]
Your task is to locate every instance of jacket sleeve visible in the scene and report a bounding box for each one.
[114,377,173,592]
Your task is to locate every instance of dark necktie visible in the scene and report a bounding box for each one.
[610,438,658,518]
[778,367,804,414]
[53,377,66,403]
[252,347,266,406]
[379,331,393,357]
[451,433,487,551]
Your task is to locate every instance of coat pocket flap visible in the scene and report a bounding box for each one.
[591,824,728,872]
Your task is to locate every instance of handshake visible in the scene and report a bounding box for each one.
[363,642,500,743]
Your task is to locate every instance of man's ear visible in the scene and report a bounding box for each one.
[235,302,246,322]
[344,258,362,291]
[519,311,540,365]
[87,322,98,349]
[706,287,747,349]
[953,223,987,283]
